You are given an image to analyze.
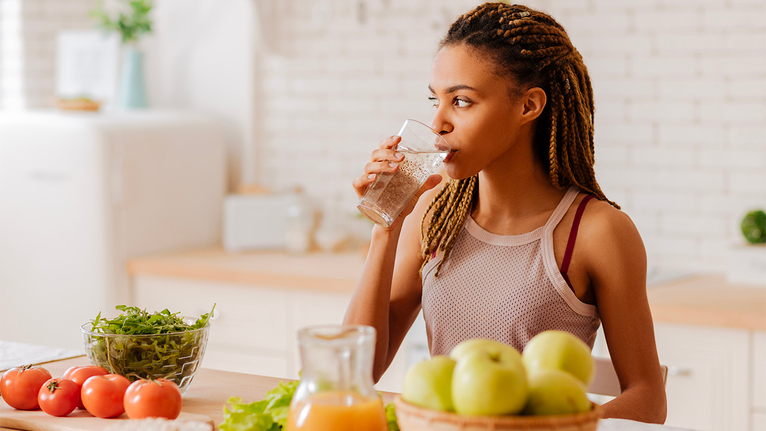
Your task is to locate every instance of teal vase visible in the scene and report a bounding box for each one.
[118,46,148,109]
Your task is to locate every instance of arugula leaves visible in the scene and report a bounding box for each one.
[89,305,212,335]
[85,305,214,386]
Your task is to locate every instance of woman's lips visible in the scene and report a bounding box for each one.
[444,150,456,162]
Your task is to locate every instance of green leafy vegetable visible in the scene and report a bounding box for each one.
[385,402,400,431]
[218,381,401,431]
[219,381,299,431]
[84,305,214,388]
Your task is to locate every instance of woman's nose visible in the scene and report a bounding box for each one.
[431,110,453,136]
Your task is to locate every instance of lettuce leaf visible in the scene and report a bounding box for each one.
[385,402,400,431]
[219,380,299,431]
[218,380,401,431]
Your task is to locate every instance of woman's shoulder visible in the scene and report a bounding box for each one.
[577,194,646,271]
[579,195,640,236]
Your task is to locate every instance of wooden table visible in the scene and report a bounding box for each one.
[0,355,396,430]
[0,356,699,431]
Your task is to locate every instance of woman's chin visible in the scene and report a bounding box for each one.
[442,164,474,182]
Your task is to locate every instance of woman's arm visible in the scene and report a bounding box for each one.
[581,205,667,423]
[343,135,443,380]
[343,218,423,381]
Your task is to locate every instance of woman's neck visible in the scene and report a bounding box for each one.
[471,153,567,236]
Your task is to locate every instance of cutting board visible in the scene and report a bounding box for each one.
[0,401,214,431]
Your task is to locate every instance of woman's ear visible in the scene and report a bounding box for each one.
[520,87,546,125]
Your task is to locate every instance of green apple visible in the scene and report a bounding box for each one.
[523,369,591,415]
[522,330,594,386]
[401,355,456,411]
[450,338,522,363]
[451,347,528,415]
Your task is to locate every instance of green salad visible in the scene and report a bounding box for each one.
[219,381,399,431]
[83,305,214,387]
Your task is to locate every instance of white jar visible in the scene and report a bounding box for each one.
[284,190,314,254]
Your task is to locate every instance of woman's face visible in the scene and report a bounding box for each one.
[429,43,534,180]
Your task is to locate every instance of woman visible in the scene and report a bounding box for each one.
[345,2,667,423]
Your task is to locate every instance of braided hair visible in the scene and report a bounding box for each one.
[422,2,616,277]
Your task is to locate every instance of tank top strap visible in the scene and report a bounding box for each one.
[543,187,580,231]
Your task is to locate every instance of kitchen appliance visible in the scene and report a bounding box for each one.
[222,193,295,252]
[0,110,226,350]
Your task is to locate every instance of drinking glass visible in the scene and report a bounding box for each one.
[357,119,450,227]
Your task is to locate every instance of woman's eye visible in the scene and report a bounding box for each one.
[454,98,470,108]
[428,96,439,107]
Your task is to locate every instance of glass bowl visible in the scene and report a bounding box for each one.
[81,318,209,395]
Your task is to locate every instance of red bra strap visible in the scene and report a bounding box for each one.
[560,194,595,287]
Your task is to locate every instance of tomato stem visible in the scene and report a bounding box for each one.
[45,380,60,393]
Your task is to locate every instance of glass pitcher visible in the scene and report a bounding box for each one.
[285,325,388,431]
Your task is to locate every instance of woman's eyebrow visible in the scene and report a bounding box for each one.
[428,84,478,94]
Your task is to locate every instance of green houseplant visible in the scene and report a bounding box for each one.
[91,0,153,108]
[91,0,153,44]
[741,209,766,244]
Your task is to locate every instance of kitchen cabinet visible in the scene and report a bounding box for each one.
[754,331,766,431]
[128,248,411,393]
[654,322,750,431]
[647,276,766,431]
[0,111,226,351]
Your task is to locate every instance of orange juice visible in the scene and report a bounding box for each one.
[285,390,387,431]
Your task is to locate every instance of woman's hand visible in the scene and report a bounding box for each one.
[352,135,404,199]
[352,135,442,229]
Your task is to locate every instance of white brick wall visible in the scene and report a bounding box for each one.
[254,0,766,273]
[2,0,765,273]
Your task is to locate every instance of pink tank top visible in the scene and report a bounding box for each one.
[421,187,601,355]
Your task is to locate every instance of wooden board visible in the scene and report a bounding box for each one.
[0,401,214,431]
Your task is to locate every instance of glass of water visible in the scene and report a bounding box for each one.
[356,119,450,227]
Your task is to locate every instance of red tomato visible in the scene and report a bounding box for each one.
[123,378,183,420]
[62,365,108,409]
[37,378,79,417]
[80,374,131,418]
[0,365,52,410]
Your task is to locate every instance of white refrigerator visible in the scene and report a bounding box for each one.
[0,110,227,350]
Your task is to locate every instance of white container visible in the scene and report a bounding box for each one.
[727,244,766,286]
[222,193,294,252]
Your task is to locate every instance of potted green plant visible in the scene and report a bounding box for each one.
[728,209,766,286]
[91,0,153,109]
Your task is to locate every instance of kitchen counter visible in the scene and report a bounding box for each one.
[646,275,766,331]
[0,356,695,431]
[128,248,766,331]
[127,247,365,295]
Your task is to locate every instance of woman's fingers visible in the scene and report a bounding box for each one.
[352,136,405,199]
[369,135,402,161]
[381,135,401,150]
[351,172,378,199]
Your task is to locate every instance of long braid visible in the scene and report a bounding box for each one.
[420,176,477,276]
[421,2,616,277]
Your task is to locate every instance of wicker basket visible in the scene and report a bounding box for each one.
[393,396,601,431]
